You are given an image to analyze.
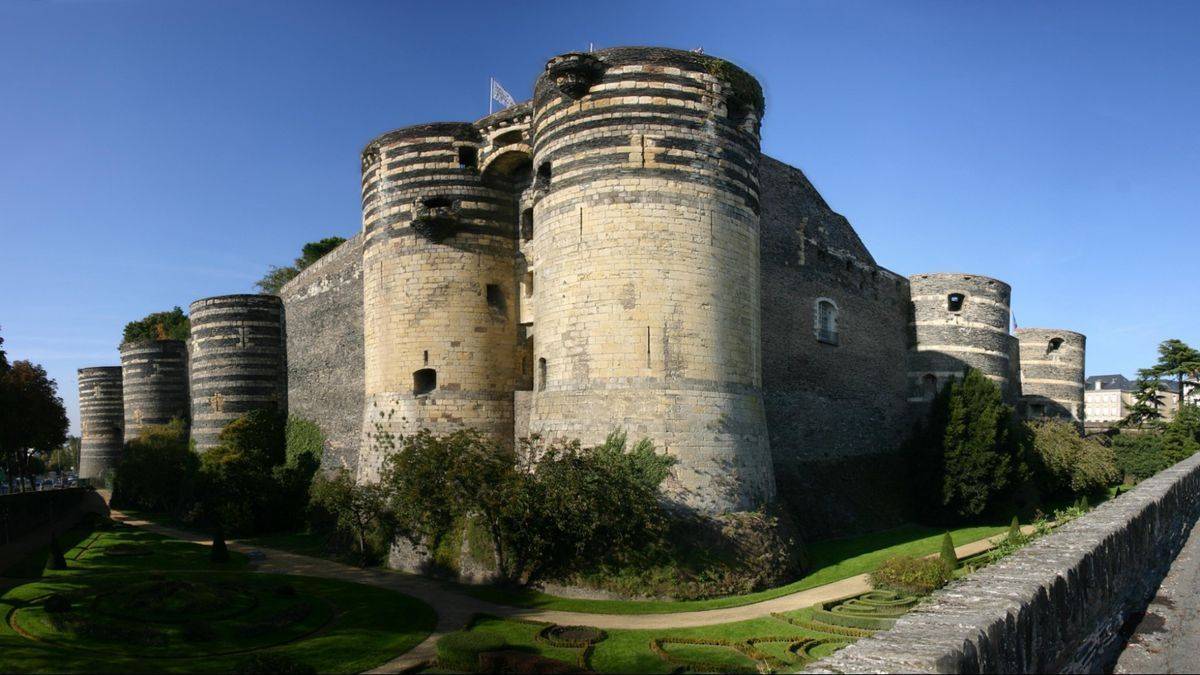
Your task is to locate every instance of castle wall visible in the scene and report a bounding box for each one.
[907,272,1015,405]
[119,339,189,443]
[524,47,775,514]
[758,157,915,539]
[358,123,518,482]
[1017,327,1086,424]
[279,233,364,472]
[188,294,288,452]
[78,366,123,480]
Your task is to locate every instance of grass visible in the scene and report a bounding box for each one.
[455,521,1009,614]
[0,521,437,673]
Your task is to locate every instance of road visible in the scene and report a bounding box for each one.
[1114,516,1200,674]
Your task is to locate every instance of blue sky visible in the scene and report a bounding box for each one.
[1,0,1197,434]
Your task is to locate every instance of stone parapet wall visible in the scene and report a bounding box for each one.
[806,451,1200,673]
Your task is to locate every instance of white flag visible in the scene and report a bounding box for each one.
[490,78,516,110]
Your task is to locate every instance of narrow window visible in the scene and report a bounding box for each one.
[537,358,547,392]
[922,374,938,400]
[521,208,534,241]
[523,271,534,298]
[1047,337,1064,354]
[457,146,478,169]
[422,196,452,209]
[947,293,965,312]
[815,299,839,345]
[423,350,429,365]
[413,368,436,396]
[486,284,505,312]
[537,161,552,185]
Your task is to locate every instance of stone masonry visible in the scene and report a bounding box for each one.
[1017,327,1087,425]
[77,366,124,480]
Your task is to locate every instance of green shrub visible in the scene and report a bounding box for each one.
[234,653,316,675]
[122,307,189,343]
[939,532,957,571]
[111,419,198,514]
[869,555,950,595]
[1007,516,1021,543]
[1113,434,1174,482]
[1025,419,1119,497]
[437,630,506,672]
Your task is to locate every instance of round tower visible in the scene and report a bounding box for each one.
[358,122,518,482]
[1016,328,1086,424]
[524,47,775,513]
[78,366,124,480]
[908,273,1015,404]
[188,294,287,452]
[120,339,189,442]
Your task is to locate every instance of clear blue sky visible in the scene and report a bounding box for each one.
[2,1,1197,435]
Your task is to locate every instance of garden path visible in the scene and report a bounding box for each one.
[106,506,1032,673]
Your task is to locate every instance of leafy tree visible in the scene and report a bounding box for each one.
[0,359,69,492]
[1024,419,1119,496]
[47,436,80,473]
[911,369,1018,520]
[1140,339,1200,409]
[255,236,347,294]
[122,306,190,343]
[309,468,388,566]
[1121,376,1166,429]
[111,420,199,514]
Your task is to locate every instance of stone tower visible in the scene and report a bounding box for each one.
[524,47,776,513]
[188,294,287,452]
[119,339,189,442]
[357,123,518,482]
[78,366,124,480]
[908,273,1016,405]
[1016,328,1086,424]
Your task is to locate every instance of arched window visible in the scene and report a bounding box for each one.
[814,299,839,345]
[537,358,547,392]
[922,374,938,400]
[413,368,436,396]
[1047,337,1064,354]
[947,293,966,312]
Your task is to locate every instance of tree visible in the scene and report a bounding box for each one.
[110,420,199,514]
[911,369,1019,520]
[255,236,347,294]
[309,468,388,566]
[1121,376,1166,429]
[47,436,80,474]
[122,306,190,343]
[1140,339,1200,410]
[0,360,69,492]
[1025,419,1119,497]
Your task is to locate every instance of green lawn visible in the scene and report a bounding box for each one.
[0,520,437,674]
[454,521,1009,614]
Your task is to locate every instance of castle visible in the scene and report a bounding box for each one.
[77,47,1087,539]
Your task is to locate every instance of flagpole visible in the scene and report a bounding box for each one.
[489,78,493,115]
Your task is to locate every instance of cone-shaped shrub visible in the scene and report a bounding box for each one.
[1080,495,1090,510]
[211,524,230,563]
[1007,516,1021,543]
[939,531,957,571]
[47,532,67,570]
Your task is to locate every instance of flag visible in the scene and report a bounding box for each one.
[490,78,516,112]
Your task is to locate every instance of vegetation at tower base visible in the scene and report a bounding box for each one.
[255,236,347,294]
[1113,405,1200,482]
[0,334,69,492]
[1023,418,1119,497]
[110,419,198,515]
[909,369,1022,520]
[308,467,389,566]
[121,306,189,343]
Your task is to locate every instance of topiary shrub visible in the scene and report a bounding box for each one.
[1007,516,1021,543]
[211,526,230,563]
[437,630,507,672]
[43,593,72,614]
[939,532,957,571]
[47,532,67,570]
[869,555,950,595]
[234,653,316,675]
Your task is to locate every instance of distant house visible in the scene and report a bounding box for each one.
[1084,374,1180,424]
